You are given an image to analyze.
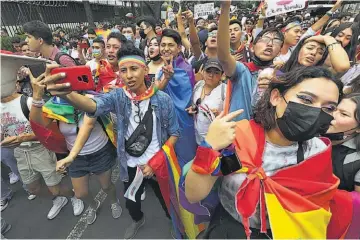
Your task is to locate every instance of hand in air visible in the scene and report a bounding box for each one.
[205,109,243,151]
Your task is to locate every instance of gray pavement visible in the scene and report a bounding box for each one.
[1,164,173,239]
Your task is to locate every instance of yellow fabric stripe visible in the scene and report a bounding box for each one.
[265,193,331,239]
[42,107,70,123]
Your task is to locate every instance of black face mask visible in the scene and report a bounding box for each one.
[139,29,147,39]
[322,127,358,141]
[150,54,161,61]
[277,100,334,142]
[54,41,61,47]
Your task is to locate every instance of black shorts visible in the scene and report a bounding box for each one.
[68,141,116,178]
[204,204,272,239]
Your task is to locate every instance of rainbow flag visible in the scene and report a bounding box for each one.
[148,142,205,239]
[232,120,359,239]
[33,97,117,150]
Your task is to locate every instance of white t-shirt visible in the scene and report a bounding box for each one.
[219,137,327,229]
[1,96,39,146]
[125,99,160,167]
[59,115,108,155]
[86,59,99,76]
[274,27,316,63]
[192,81,226,145]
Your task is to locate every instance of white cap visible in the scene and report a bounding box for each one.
[0,54,46,98]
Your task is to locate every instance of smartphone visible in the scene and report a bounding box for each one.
[79,42,89,49]
[51,66,95,91]
[220,151,242,176]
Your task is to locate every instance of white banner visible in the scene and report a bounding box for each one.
[194,3,215,19]
[265,0,306,17]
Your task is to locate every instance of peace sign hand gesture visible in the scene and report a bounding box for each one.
[161,55,174,81]
[205,109,244,151]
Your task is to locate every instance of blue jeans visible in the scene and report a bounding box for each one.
[1,147,29,196]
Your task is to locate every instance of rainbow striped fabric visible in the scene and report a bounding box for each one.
[148,142,205,239]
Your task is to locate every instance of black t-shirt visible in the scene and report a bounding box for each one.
[332,143,360,192]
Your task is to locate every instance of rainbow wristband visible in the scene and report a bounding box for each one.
[191,146,222,176]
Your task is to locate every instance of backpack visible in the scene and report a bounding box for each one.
[54,52,82,66]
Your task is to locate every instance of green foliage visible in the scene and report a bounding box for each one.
[0,35,26,51]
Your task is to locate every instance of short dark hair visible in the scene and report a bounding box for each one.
[253,27,284,46]
[117,42,145,60]
[23,20,53,45]
[11,36,21,44]
[161,29,181,45]
[107,32,127,45]
[137,16,156,32]
[229,19,242,28]
[123,24,136,35]
[19,41,28,48]
[87,28,96,35]
[53,33,61,39]
[253,66,343,130]
[93,37,105,47]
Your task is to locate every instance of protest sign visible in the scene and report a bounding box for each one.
[265,0,306,17]
[194,3,214,19]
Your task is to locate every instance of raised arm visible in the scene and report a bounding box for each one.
[183,10,202,60]
[217,0,237,77]
[310,0,343,32]
[177,7,191,51]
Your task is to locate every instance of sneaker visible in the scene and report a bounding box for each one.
[1,220,11,235]
[1,199,10,212]
[141,189,146,201]
[27,194,36,201]
[47,196,68,220]
[71,197,84,216]
[86,199,100,225]
[9,172,19,185]
[111,200,122,219]
[124,216,145,239]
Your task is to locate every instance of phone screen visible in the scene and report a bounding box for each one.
[220,151,242,175]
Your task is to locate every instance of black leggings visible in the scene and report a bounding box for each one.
[123,166,170,222]
[204,204,272,239]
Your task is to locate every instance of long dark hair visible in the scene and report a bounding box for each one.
[253,66,343,130]
[328,23,360,62]
[342,93,360,152]
[281,36,327,73]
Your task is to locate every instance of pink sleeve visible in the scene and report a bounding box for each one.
[59,55,77,67]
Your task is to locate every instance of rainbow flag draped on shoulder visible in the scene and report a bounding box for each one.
[30,96,117,153]
[231,120,360,239]
[148,141,205,239]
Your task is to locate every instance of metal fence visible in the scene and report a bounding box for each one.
[0,1,139,36]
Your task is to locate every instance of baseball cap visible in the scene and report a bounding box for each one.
[204,58,223,72]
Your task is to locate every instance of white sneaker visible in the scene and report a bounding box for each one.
[141,189,146,201]
[9,172,19,184]
[71,197,84,216]
[47,196,68,220]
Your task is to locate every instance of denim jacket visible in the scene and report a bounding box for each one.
[87,88,180,181]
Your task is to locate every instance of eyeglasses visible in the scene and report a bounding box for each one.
[258,36,283,46]
[205,69,222,75]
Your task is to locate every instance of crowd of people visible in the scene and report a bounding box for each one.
[1,0,360,238]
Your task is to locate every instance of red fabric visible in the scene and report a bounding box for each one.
[96,60,120,92]
[30,120,68,153]
[191,146,221,174]
[232,120,353,238]
[148,146,170,210]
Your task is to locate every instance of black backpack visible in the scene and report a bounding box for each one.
[54,52,82,66]
[20,95,30,120]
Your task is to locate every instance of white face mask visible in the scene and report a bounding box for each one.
[124,34,133,42]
